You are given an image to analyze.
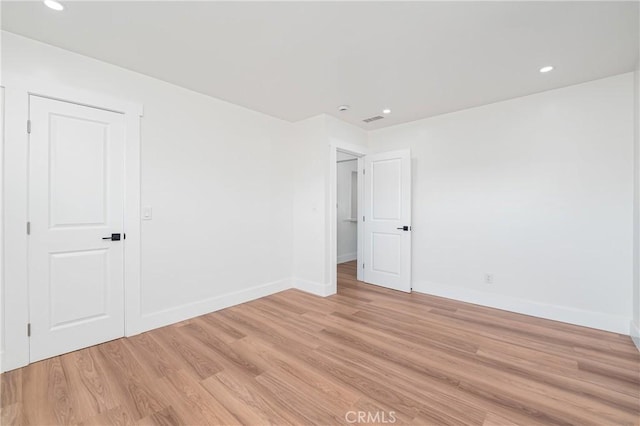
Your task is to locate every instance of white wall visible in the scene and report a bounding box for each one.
[291,115,330,294]
[337,158,358,263]
[328,115,368,148]
[369,74,635,333]
[290,115,368,295]
[1,32,294,369]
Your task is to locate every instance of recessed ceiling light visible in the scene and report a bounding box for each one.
[382,109,391,114]
[539,66,554,73]
[338,105,350,112]
[44,0,64,11]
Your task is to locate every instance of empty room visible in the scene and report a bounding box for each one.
[1,1,639,425]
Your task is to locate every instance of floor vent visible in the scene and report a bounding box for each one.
[362,115,384,123]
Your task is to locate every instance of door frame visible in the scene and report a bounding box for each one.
[328,140,368,295]
[2,82,143,372]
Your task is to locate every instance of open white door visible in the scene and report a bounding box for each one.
[363,149,411,292]
[28,95,126,362]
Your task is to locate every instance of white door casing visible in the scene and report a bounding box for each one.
[28,95,126,362]
[363,149,412,292]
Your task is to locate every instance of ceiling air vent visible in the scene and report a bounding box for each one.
[362,115,384,123]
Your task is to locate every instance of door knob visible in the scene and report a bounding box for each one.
[102,233,123,241]
[396,226,410,231]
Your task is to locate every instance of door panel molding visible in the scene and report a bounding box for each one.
[2,82,142,372]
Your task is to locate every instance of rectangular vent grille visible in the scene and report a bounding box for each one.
[362,115,384,123]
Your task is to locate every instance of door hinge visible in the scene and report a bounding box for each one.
[27,221,31,235]
[362,263,365,269]
[363,169,365,175]
[27,120,31,134]
[363,216,365,222]
[27,323,31,337]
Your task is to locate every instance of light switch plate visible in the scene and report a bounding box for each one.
[142,206,152,220]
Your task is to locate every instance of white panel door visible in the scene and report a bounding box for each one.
[363,149,411,292]
[28,95,126,362]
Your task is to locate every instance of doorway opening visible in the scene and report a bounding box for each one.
[330,145,413,295]
[336,151,360,283]
[329,144,366,295]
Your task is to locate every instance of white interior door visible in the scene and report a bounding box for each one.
[363,149,411,292]
[28,95,126,362]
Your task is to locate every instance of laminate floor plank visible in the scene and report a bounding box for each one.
[59,347,119,422]
[178,322,264,378]
[125,333,184,379]
[317,327,613,425]
[2,261,638,425]
[231,336,361,411]
[314,342,544,426]
[0,403,24,426]
[197,316,246,344]
[201,366,303,426]
[136,406,181,426]
[77,405,136,426]
[20,359,60,426]
[313,345,487,426]
[155,370,239,425]
[94,341,169,421]
[0,369,21,408]
[151,325,223,381]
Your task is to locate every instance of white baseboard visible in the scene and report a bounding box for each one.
[138,278,292,333]
[631,320,640,351]
[413,280,630,335]
[294,278,334,297]
[337,252,357,264]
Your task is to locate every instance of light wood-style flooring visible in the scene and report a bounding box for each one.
[1,261,639,425]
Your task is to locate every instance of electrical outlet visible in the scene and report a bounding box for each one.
[484,273,494,284]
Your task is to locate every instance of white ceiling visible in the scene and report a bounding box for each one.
[2,1,638,129]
